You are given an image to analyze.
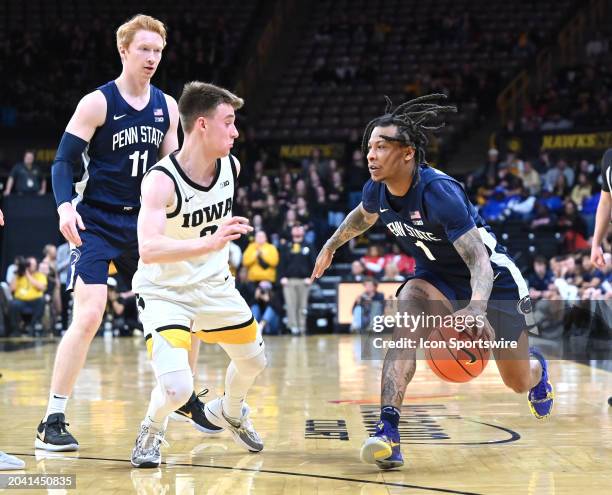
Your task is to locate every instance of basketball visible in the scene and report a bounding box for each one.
[425,326,491,383]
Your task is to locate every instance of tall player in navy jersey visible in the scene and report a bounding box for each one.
[312,94,554,469]
[36,14,191,452]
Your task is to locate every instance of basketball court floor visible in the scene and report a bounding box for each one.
[1,334,611,494]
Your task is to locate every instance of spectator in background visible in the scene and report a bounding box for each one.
[279,224,316,335]
[351,277,385,332]
[382,262,404,282]
[348,260,366,282]
[528,256,555,302]
[242,230,279,283]
[480,186,508,222]
[42,244,60,325]
[570,172,592,207]
[361,245,385,278]
[506,184,536,221]
[9,257,47,335]
[539,186,563,213]
[3,150,46,196]
[519,160,541,195]
[531,202,555,230]
[557,199,589,253]
[383,243,415,277]
[544,158,575,191]
[327,171,347,228]
[552,173,569,198]
[105,277,140,337]
[251,281,281,335]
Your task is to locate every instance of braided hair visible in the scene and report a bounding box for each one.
[361,93,457,168]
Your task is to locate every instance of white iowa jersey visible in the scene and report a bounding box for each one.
[133,151,237,289]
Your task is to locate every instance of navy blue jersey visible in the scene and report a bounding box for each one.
[75,81,170,209]
[362,164,514,280]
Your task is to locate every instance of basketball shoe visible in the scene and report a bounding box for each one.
[360,419,404,469]
[131,424,168,468]
[204,397,263,452]
[170,389,224,434]
[528,347,554,419]
[0,452,25,470]
[35,413,79,451]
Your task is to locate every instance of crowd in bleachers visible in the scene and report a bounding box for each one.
[0,0,257,130]
[507,31,612,132]
[257,0,574,147]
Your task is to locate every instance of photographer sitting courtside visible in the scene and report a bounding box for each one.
[9,257,47,335]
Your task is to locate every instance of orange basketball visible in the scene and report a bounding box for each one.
[425,326,490,383]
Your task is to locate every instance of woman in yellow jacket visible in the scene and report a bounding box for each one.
[242,231,280,282]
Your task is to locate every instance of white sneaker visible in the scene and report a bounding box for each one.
[130,425,168,468]
[0,452,25,470]
[204,398,263,452]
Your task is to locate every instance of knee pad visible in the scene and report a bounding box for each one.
[158,369,193,408]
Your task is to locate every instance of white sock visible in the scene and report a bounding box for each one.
[44,392,68,421]
[142,415,168,434]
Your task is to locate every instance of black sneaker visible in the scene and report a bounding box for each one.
[169,389,224,434]
[35,413,79,451]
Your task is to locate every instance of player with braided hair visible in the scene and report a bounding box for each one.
[312,94,553,470]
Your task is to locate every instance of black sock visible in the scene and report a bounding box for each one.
[380,405,400,428]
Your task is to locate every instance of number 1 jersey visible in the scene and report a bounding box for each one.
[361,164,513,281]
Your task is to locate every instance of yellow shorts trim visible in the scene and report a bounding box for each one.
[145,325,192,358]
[196,317,257,344]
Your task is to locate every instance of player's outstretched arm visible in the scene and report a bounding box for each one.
[310,203,378,281]
[138,172,252,264]
[591,191,611,268]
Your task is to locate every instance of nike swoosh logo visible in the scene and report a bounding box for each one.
[185,195,195,202]
[493,272,501,281]
[380,208,389,213]
[113,114,126,120]
[463,350,477,364]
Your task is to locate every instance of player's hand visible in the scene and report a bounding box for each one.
[204,217,253,252]
[0,208,4,226]
[58,202,85,246]
[452,304,494,341]
[310,246,334,282]
[590,244,607,269]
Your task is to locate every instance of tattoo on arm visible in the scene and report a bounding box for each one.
[324,203,378,252]
[453,227,494,304]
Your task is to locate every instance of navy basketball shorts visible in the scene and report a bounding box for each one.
[66,202,139,290]
[396,267,535,342]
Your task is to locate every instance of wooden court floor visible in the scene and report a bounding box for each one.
[1,334,611,494]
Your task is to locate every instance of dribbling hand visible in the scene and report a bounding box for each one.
[590,245,607,269]
[58,202,86,246]
[204,216,253,252]
[310,247,334,282]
